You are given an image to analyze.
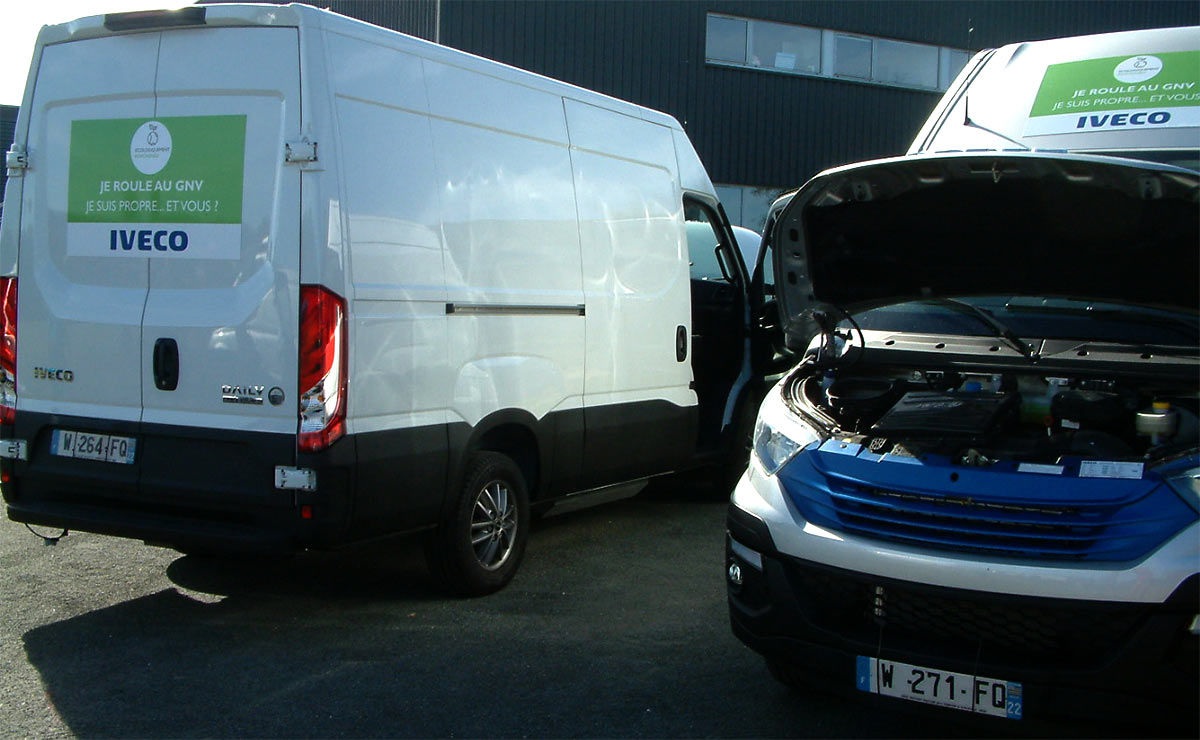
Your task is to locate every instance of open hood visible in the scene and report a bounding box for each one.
[773,152,1199,350]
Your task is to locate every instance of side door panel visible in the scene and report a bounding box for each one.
[686,200,748,452]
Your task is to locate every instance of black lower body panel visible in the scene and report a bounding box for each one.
[726,530,1200,733]
[4,411,339,551]
[3,398,703,553]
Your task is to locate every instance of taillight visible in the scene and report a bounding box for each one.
[0,277,15,425]
[298,285,346,452]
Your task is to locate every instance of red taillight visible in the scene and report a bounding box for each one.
[297,285,346,452]
[0,277,16,425]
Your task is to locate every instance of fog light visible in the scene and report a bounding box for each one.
[300,504,313,520]
[1189,615,1199,636]
[727,561,743,586]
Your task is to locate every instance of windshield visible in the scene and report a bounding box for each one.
[847,296,1199,347]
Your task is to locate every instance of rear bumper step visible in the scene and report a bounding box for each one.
[7,499,295,553]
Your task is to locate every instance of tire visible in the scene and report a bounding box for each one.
[426,451,530,596]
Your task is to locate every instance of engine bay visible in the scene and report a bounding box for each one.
[790,366,1199,467]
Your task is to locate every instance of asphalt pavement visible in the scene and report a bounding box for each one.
[0,483,1046,738]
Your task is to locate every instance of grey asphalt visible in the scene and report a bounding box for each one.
[0,484,985,739]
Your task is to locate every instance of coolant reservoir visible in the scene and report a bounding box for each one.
[1020,376,1067,425]
[1137,401,1178,444]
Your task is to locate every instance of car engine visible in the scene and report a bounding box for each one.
[791,368,1199,467]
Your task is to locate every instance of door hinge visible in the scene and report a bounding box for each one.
[284,138,318,164]
[5,146,28,176]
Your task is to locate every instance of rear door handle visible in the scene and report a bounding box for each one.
[153,338,179,391]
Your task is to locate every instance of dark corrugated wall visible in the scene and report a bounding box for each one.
[432,1,1197,187]
[225,0,1197,187]
[323,0,438,41]
[0,105,19,216]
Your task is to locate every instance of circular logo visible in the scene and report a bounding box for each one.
[130,120,173,175]
[1113,55,1163,84]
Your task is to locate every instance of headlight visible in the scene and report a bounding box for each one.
[752,416,819,476]
[1165,466,1200,512]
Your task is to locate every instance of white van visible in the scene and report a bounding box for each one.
[910,25,1199,168]
[0,4,770,594]
[728,26,1198,730]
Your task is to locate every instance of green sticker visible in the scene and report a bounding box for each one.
[1029,51,1199,116]
[68,115,246,224]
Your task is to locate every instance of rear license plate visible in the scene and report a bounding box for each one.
[51,429,137,465]
[856,656,1022,719]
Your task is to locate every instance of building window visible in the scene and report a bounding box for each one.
[834,35,872,80]
[874,39,939,87]
[749,20,821,74]
[706,15,748,64]
[939,48,970,89]
[706,13,969,92]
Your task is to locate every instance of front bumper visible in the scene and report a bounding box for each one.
[727,464,1200,729]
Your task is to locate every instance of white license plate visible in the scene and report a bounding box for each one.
[857,656,1022,719]
[51,429,137,464]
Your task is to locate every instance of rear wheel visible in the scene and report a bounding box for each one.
[427,451,529,596]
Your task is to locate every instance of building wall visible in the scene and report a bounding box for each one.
[0,105,18,220]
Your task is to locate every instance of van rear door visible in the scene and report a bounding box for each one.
[137,27,302,500]
[15,23,302,512]
[139,27,301,434]
[17,34,159,426]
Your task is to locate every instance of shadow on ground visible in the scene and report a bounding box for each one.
[18,495,1023,739]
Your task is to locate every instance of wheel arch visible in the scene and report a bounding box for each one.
[446,408,549,514]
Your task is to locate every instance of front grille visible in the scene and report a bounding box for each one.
[827,481,1185,561]
[784,558,1150,668]
[778,451,1197,562]
[837,483,1109,558]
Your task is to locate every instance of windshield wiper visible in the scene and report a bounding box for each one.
[1002,302,1199,344]
[936,298,1038,361]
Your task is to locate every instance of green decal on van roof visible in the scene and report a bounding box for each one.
[1025,51,1198,137]
[68,115,246,224]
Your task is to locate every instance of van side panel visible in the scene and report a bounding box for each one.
[326,31,451,533]
[566,100,696,482]
[426,58,587,493]
[672,128,718,199]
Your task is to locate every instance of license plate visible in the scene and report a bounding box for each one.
[857,656,1022,719]
[51,429,137,464]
